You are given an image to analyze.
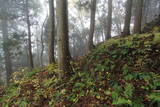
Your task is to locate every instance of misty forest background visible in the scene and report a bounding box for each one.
[0,0,159,84]
[0,0,160,106]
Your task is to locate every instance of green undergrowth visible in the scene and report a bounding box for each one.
[0,31,160,106]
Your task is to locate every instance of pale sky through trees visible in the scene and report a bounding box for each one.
[39,0,126,37]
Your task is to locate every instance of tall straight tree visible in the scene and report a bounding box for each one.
[159,1,160,15]
[25,0,34,69]
[88,0,97,51]
[1,0,12,83]
[133,0,144,34]
[57,0,72,79]
[142,0,149,26]
[105,0,113,40]
[122,0,133,36]
[48,0,55,63]
[40,16,48,66]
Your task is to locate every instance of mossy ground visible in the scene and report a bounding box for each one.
[0,27,160,107]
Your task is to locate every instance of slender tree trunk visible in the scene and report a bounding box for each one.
[57,0,72,79]
[142,0,149,26]
[36,37,40,66]
[105,0,112,40]
[66,1,72,59]
[159,1,160,15]
[25,0,34,69]
[88,0,97,51]
[133,0,144,34]
[1,0,12,84]
[115,18,122,35]
[48,0,56,64]
[123,0,133,36]
[40,16,48,66]
[1,20,13,84]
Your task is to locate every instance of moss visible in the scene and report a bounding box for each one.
[154,33,160,43]
[152,26,160,33]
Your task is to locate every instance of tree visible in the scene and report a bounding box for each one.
[40,16,48,66]
[133,0,144,34]
[0,0,40,83]
[105,0,113,40]
[122,0,132,36]
[159,1,160,15]
[48,0,55,64]
[88,0,97,51]
[112,0,125,36]
[25,0,34,69]
[2,19,13,84]
[57,0,72,79]
[1,0,13,84]
[142,0,149,26]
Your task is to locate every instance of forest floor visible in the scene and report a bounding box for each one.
[0,22,160,107]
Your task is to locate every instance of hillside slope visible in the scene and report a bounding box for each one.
[0,27,160,107]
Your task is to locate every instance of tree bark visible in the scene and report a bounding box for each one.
[25,0,34,69]
[65,2,72,59]
[88,0,97,51]
[48,0,56,64]
[122,0,132,36]
[57,0,72,79]
[133,0,144,34]
[105,0,112,40]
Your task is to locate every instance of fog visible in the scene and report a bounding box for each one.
[0,0,160,84]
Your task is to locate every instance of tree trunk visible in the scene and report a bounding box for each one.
[88,0,97,51]
[66,3,72,59]
[133,0,144,34]
[159,1,160,15]
[2,20,13,84]
[48,0,56,64]
[115,18,122,35]
[40,16,48,66]
[122,0,133,36]
[142,0,149,26]
[105,0,112,40]
[25,0,34,69]
[57,0,72,79]
[36,37,40,66]
[1,0,13,84]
